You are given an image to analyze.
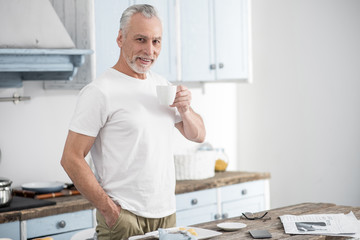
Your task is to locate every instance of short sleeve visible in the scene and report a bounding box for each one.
[69,85,108,137]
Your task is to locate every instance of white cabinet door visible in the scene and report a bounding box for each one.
[94,0,130,77]
[132,0,177,82]
[176,188,217,226]
[176,204,218,227]
[180,0,215,82]
[0,221,20,239]
[222,195,265,219]
[214,0,249,81]
[179,0,249,82]
[220,180,267,219]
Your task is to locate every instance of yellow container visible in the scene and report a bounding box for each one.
[214,148,229,172]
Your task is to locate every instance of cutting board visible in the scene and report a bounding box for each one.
[0,196,56,213]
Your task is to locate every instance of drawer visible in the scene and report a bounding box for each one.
[176,204,218,226]
[0,221,20,239]
[176,188,217,211]
[221,180,265,202]
[222,195,266,218]
[26,210,93,238]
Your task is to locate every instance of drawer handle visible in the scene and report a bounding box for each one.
[222,213,229,219]
[209,64,216,70]
[191,198,198,205]
[241,189,248,195]
[219,63,224,69]
[214,213,221,220]
[57,220,66,228]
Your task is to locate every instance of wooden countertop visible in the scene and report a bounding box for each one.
[0,171,270,223]
[175,171,270,194]
[193,202,360,240]
[0,195,92,223]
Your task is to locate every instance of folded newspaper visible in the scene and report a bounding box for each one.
[280,212,360,237]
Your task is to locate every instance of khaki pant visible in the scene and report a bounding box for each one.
[96,209,176,240]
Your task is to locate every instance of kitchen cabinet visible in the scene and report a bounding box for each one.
[94,0,249,84]
[94,0,177,82]
[0,221,20,239]
[220,180,266,219]
[176,188,218,226]
[132,0,177,82]
[26,209,93,239]
[179,0,249,82]
[176,179,268,226]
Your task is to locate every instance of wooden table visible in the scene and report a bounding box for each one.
[193,202,360,239]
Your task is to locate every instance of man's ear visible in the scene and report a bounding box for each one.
[116,30,123,48]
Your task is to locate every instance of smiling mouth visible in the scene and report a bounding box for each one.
[137,57,153,65]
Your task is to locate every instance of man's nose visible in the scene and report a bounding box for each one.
[143,41,154,55]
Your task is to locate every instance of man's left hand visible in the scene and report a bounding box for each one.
[170,85,191,114]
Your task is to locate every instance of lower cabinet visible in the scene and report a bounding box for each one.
[176,188,218,226]
[176,180,269,226]
[25,209,94,240]
[0,221,21,239]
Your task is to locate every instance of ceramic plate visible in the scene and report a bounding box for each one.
[217,222,247,231]
[22,181,64,193]
[134,227,222,239]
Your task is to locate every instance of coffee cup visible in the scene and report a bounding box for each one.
[156,85,177,105]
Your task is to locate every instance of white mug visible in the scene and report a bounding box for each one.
[156,85,177,105]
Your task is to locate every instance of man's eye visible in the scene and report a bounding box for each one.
[153,40,161,45]
[137,38,145,42]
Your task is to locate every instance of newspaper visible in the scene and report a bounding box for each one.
[280,212,360,237]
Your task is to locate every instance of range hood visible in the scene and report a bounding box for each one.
[0,0,93,88]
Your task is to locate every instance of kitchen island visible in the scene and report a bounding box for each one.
[131,202,360,239]
[193,202,360,239]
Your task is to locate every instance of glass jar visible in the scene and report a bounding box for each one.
[214,148,229,172]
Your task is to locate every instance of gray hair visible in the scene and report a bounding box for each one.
[120,4,161,36]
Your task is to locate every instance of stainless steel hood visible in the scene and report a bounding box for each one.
[0,0,93,88]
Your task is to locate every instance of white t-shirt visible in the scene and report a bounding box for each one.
[69,68,181,218]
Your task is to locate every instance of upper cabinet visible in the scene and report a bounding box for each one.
[132,0,177,82]
[94,0,249,83]
[179,0,249,82]
[94,0,176,81]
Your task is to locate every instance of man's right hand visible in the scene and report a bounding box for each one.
[103,202,122,228]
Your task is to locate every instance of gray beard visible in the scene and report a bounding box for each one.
[126,57,153,74]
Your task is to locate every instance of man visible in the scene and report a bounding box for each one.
[61,4,205,239]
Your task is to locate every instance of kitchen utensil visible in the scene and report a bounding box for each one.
[217,222,247,231]
[0,177,13,207]
[0,196,56,213]
[21,181,64,193]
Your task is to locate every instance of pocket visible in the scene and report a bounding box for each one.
[108,208,123,230]
[96,208,123,230]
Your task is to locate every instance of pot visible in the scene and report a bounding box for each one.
[0,177,12,207]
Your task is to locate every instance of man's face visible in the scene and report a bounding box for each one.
[119,13,162,75]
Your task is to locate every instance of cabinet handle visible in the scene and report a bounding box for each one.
[241,189,248,196]
[219,63,224,69]
[214,213,221,220]
[209,64,216,70]
[191,198,198,205]
[57,220,66,228]
[222,213,229,219]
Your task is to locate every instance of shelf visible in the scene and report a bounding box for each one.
[0,48,93,88]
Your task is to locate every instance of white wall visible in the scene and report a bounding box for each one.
[238,0,360,208]
[0,83,78,185]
